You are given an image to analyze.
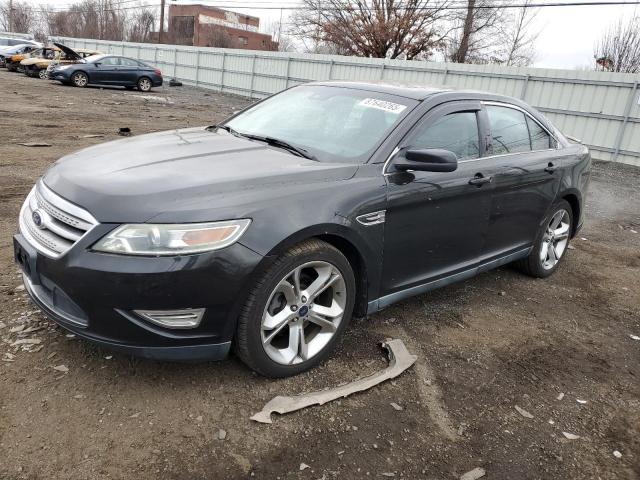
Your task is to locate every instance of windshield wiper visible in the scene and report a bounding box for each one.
[239,133,317,160]
[207,126,316,160]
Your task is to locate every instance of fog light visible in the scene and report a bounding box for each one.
[134,308,205,329]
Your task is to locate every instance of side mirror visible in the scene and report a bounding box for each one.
[394,148,458,173]
[94,62,101,67]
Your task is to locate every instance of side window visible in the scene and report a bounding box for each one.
[526,116,553,150]
[101,57,120,66]
[409,111,480,160]
[486,106,531,155]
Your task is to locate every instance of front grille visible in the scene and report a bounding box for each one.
[19,181,98,258]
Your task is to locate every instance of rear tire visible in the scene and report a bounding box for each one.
[516,199,573,278]
[137,77,152,92]
[235,239,356,377]
[71,71,88,88]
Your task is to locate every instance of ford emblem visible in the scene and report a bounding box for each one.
[32,209,45,229]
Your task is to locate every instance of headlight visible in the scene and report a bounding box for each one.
[92,220,251,256]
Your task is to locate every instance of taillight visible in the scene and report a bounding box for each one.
[154,69,162,76]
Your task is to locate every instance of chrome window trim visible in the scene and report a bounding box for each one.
[482,100,561,149]
[383,100,562,175]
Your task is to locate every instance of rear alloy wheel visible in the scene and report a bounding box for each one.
[235,239,355,377]
[38,69,48,80]
[72,72,88,88]
[137,77,152,92]
[516,199,573,278]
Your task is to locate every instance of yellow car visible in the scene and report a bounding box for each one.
[5,45,40,72]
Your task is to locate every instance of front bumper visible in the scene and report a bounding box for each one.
[14,230,264,361]
[50,70,72,82]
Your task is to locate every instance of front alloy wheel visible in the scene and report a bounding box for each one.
[236,239,355,377]
[38,69,48,79]
[261,261,347,365]
[72,72,88,87]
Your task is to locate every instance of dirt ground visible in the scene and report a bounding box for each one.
[0,69,639,480]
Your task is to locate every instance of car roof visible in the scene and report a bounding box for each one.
[307,80,526,106]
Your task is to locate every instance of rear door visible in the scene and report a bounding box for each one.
[381,101,494,297]
[117,58,140,85]
[480,103,562,260]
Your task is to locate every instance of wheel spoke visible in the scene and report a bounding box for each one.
[262,319,290,345]
[311,301,344,320]
[304,265,335,300]
[283,323,301,364]
[291,266,302,297]
[550,212,563,230]
[548,244,558,263]
[263,308,294,330]
[308,312,338,332]
[540,241,549,262]
[298,324,309,361]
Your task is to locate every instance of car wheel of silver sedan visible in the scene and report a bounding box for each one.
[516,199,573,278]
[236,239,356,377]
[38,69,48,80]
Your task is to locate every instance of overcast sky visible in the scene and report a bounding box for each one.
[24,0,640,70]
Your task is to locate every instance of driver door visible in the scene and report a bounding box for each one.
[381,102,494,299]
[92,56,120,84]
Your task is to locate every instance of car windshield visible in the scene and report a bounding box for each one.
[225,85,417,163]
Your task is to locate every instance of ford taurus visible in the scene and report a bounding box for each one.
[14,82,591,377]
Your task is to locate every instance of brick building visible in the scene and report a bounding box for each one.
[168,4,277,51]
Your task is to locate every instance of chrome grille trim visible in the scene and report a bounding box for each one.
[19,181,98,258]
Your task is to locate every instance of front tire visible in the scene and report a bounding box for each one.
[516,199,573,278]
[235,239,356,377]
[71,71,88,88]
[38,68,48,80]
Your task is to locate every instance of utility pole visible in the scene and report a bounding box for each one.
[159,0,165,43]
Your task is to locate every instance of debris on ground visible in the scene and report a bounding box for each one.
[390,402,403,411]
[576,399,587,404]
[515,406,534,419]
[118,127,132,136]
[562,432,580,440]
[217,429,227,440]
[460,467,486,480]
[613,450,622,458]
[299,463,310,471]
[53,365,69,373]
[630,335,640,341]
[80,134,104,139]
[169,79,183,87]
[18,142,51,147]
[250,339,417,424]
[556,392,565,400]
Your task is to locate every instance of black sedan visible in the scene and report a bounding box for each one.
[14,82,591,377]
[49,54,163,91]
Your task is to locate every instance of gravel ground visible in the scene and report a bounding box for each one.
[0,70,639,480]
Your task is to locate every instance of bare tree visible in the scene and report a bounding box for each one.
[290,0,448,60]
[0,0,34,33]
[594,14,640,73]
[127,7,155,43]
[494,0,540,66]
[446,0,504,64]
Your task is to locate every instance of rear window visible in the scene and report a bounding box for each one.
[487,105,531,155]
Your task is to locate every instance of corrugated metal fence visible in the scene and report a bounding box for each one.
[41,36,640,167]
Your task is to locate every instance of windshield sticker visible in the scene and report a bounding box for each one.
[358,98,407,114]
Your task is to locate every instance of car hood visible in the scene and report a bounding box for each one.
[43,127,360,223]
[53,42,82,60]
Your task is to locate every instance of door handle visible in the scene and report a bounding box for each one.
[468,173,492,186]
[544,162,558,173]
